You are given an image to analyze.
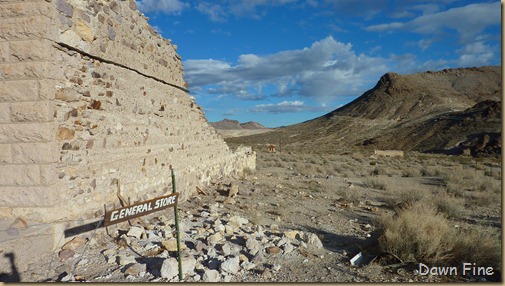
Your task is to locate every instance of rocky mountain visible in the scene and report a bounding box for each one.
[226,66,501,158]
[210,119,267,130]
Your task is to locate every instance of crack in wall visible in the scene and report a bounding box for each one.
[52,40,190,93]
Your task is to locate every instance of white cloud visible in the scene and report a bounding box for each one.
[195,2,227,22]
[136,0,189,14]
[249,100,329,114]
[184,36,390,104]
[365,2,500,44]
[456,42,495,67]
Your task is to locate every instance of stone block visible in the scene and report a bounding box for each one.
[0,103,10,123]
[0,80,39,102]
[10,101,51,122]
[0,165,40,186]
[0,42,8,63]
[9,40,50,62]
[0,16,51,41]
[0,122,55,143]
[0,2,52,18]
[39,164,57,185]
[12,142,58,164]
[0,144,12,163]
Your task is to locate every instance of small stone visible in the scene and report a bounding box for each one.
[59,249,75,261]
[220,256,240,274]
[272,264,282,272]
[195,240,207,252]
[207,233,223,245]
[62,237,87,251]
[228,216,248,228]
[246,237,261,256]
[160,258,178,280]
[118,255,136,266]
[10,218,28,230]
[241,261,256,270]
[262,268,273,279]
[283,230,300,240]
[124,263,146,276]
[306,233,323,249]
[266,246,282,255]
[161,239,183,252]
[202,269,220,282]
[283,243,294,254]
[127,226,144,239]
[228,184,239,198]
[181,256,197,276]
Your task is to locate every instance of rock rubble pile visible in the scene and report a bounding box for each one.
[58,202,324,282]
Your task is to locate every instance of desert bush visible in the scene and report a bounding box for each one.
[363,177,388,190]
[377,202,501,268]
[335,186,362,204]
[451,226,501,269]
[378,202,455,264]
[420,166,444,177]
[429,192,465,219]
[401,167,421,177]
[384,186,428,208]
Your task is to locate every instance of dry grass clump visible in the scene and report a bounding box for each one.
[378,202,501,268]
[384,186,428,208]
[428,192,465,219]
[378,202,455,264]
[363,177,388,190]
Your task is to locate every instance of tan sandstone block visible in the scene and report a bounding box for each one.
[0,103,10,123]
[0,15,51,41]
[0,144,12,163]
[0,122,55,143]
[9,40,51,62]
[0,80,39,102]
[0,186,55,207]
[12,142,59,164]
[10,101,51,122]
[0,42,8,63]
[0,165,40,186]
[0,2,53,18]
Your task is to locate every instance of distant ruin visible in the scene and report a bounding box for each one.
[0,0,255,256]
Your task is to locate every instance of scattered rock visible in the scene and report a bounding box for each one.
[59,249,75,261]
[207,233,223,245]
[161,238,185,252]
[283,230,300,240]
[202,269,220,282]
[305,233,323,249]
[246,237,261,256]
[127,226,144,239]
[266,246,282,255]
[220,256,240,275]
[118,255,136,266]
[62,237,87,251]
[124,263,146,276]
[160,258,178,280]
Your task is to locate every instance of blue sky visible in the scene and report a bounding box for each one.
[135,0,501,128]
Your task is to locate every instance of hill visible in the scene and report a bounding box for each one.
[226,66,501,158]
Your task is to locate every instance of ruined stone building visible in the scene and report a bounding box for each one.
[0,0,255,271]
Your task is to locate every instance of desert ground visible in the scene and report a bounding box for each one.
[8,135,501,282]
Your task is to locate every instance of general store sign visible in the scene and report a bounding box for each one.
[104,193,179,226]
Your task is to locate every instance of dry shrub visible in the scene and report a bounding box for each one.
[378,202,455,264]
[451,226,501,269]
[378,202,501,268]
[364,177,388,190]
[384,185,428,208]
[401,167,421,177]
[420,166,445,177]
[429,192,465,219]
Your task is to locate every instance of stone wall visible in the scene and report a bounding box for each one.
[0,0,256,224]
